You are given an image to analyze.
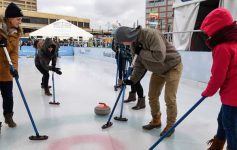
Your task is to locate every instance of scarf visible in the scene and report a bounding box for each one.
[207,21,237,48]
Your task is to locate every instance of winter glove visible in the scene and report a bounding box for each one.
[123,79,133,85]
[0,38,7,47]
[132,42,143,55]
[10,68,19,79]
[52,67,62,75]
[52,64,56,69]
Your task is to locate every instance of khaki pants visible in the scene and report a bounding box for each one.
[148,63,183,126]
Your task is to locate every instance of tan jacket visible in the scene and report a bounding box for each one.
[130,28,181,83]
[0,25,21,81]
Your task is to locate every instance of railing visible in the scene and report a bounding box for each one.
[163,29,202,43]
[163,30,206,51]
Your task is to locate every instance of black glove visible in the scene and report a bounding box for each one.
[10,68,19,79]
[52,67,62,75]
[132,42,143,55]
[52,64,56,67]
[123,79,133,85]
[0,38,7,47]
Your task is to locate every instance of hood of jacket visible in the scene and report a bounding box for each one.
[200,8,233,37]
[114,26,141,43]
[42,38,57,56]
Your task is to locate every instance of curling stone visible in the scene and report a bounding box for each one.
[94,102,111,116]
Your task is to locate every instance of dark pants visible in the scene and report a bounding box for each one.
[216,104,237,150]
[0,81,13,114]
[130,70,147,98]
[35,65,49,88]
[117,54,126,80]
[131,82,143,98]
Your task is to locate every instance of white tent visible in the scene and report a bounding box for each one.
[172,0,237,51]
[29,19,93,40]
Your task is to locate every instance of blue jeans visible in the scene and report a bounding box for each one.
[216,104,237,150]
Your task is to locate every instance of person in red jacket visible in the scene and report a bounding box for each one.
[200,8,237,150]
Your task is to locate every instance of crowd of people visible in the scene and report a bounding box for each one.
[0,2,237,150]
[20,37,113,48]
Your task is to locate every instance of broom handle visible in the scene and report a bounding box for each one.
[149,96,206,149]
[3,47,13,66]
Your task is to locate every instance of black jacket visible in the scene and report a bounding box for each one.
[35,38,58,71]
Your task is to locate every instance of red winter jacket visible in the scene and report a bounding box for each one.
[201,8,237,106]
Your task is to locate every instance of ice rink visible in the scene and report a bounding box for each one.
[0,56,223,150]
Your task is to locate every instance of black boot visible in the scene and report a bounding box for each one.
[132,97,145,110]
[4,112,16,128]
[45,87,52,96]
[124,92,136,103]
[41,85,51,89]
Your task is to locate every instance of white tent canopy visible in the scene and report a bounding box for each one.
[29,19,93,40]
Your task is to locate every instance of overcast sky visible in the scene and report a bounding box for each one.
[37,0,146,30]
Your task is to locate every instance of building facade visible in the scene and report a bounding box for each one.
[146,0,174,32]
[0,0,37,11]
[0,0,91,36]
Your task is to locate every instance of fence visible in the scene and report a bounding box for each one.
[163,30,209,51]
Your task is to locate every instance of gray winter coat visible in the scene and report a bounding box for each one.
[35,38,58,71]
[130,28,181,83]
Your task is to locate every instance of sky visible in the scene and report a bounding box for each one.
[37,0,146,30]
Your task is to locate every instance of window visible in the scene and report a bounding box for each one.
[84,22,90,28]
[49,19,56,24]
[167,6,173,11]
[22,17,30,23]
[168,1,173,5]
[159,13,166,18]
[78,22,83,27]
[73,21,77,26]
[167,12,173,17]
[159,7,166,12]
[168,18,173,23]
[22,16,48,24]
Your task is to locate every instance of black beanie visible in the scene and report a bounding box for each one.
[5,2,24,18]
